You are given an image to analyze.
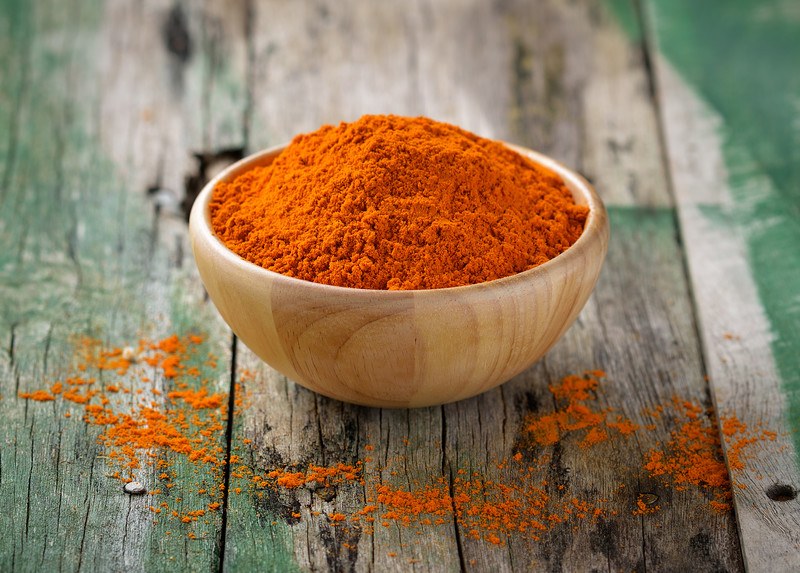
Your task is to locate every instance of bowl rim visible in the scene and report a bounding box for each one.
[189,141,608,297]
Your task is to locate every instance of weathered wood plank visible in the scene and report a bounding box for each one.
[0,0,245,570]
[223,0,742,570]
[644,1,800,570]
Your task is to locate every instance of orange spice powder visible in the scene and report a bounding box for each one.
[17,332,230,536]
[18,390,55,402]
[521,371,777,514]
[210,115,588,290]
[522,370,637,448]
[18,350,780,546]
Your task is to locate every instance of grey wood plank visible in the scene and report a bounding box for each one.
[223,0,743,570]
[0,0,245,570]
[242,0,667,208]
[643,1,800,570]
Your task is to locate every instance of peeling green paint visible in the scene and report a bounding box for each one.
[224,492,302,573]
[0,0,300,570]
[614,1,800,454]
[605,0,642,43]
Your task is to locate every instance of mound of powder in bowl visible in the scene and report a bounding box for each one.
[209,114,589,290]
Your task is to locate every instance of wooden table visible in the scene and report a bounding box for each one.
[1,1,798,571]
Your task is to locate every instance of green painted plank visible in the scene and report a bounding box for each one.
[648,0,800,453]
[637,0,800,569]
[0,0,247,570]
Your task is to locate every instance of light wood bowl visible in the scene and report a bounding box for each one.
[190,143,609,408]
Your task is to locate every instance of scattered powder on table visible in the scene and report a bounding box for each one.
[210,114,589,290]
[17,333,231,527]
[521,371,776,513]
[522,370,639,448]
[18,352,779,543]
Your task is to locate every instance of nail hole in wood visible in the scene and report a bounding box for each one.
[638,493,659,506]
[766,484,796,502]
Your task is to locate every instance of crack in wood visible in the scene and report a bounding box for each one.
[163,4,193,62]
[182,147,245,222]
[447,466,467,573]
[218,334,238,572]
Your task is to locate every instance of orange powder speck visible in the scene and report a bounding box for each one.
[161,356,181,378]
[19,390,55,402]
[580,427,608,448]
[522,372,632,448]
[720,414,775,473]
[276,472,306,488]
[168,388,225,410]
[156,335,181,353]
[709,500,732,513]
[644,402,731,511]
[632,495,660,516]
[487,534,503,545]
[606,416,639,436]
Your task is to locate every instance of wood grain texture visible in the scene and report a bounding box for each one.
[3,0,780,570]
[222,0,743,570]
[0,0,243,570]
[644,1,800,569]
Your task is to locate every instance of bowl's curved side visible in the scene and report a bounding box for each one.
[189,146,307,391]
[409,219,608,406]
[189,143,609,408]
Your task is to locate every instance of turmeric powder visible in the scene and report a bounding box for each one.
[210,115,588,290]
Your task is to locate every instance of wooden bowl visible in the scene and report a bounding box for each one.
[189,144,609,408]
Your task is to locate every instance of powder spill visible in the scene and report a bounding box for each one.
[520,371,776,514]
[17,333,229,531]
[18,351,778,544]
[522,371,638,448]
